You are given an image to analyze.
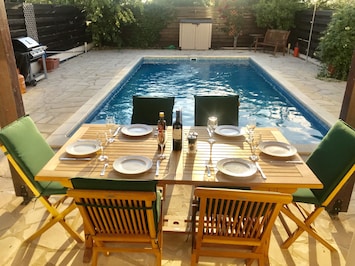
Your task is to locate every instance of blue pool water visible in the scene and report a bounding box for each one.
[85,58,329,144]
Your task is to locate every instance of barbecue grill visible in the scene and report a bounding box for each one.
[12,37,47,86]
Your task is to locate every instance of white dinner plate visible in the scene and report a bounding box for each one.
[65,140,100,156]
[215,125,244,137]
[113,155,153,175]
[216,158,257,178]
[259,141,297,157]
[121,124,153,137]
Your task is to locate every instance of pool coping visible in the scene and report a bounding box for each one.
[46,55,337,153]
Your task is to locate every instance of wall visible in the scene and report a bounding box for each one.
[5,3,332,58]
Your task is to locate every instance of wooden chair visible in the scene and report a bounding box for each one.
[254,29,290,56]
[191,187,292,266]
[131,95,175,125]
[0,115,83,243]
[194,95,239,126]
[68,178,163,266]
[279,120,355,251]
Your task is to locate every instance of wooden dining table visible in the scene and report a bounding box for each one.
[35,124,323,194]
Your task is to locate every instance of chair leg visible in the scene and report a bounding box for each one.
[280,206,336,251]
[25,198,83,243]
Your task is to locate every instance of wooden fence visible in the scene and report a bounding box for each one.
[6,3,90,52]
[5,3,332,58]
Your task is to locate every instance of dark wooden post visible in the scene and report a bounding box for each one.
[326,50,355,215]
[0,2,32,202]
[340,50,355,127]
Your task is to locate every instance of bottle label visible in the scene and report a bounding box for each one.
[173,128,182,139]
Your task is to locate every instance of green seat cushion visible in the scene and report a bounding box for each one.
[194,95,239,126]
[131,96,175,125]
[302,120,355,204]
[292,188,320,205]
[0,115,66,195]
[71,178,161,227]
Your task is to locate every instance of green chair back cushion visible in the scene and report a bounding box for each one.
[194,95,239,126]
[131,96,175,125]
[0,115,65,195]
[71,178,161,227]
[306,120,355,204]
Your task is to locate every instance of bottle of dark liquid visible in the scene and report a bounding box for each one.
[157,112,166,150]
[172,109,182,151]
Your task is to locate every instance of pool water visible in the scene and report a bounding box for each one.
[86,58,328,144]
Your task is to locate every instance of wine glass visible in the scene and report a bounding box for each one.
[96,132,108,161]
[157,130,167,159]
[207,116,218,144]
[249,133,262,161]
[106,115,116,143]
[246,116,256,141]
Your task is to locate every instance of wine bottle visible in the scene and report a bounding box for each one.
[157,112,166,150]
[172,109,183,151]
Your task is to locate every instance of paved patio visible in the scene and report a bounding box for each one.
[0,49,354,265]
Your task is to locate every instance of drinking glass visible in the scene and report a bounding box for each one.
[106,115,116,143]
[207,116,218,144]
[157,130,167,159]
[249,133,262,161]
[96,132,108,161]
[246,116,256,141]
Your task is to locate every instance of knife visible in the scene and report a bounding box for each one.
[155,160,160,176]
[255,162,267,180]
[269,160,304,164]
[112,126,121,137]
[59,157,92,161]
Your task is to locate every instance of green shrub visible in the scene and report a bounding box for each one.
[317,4,355,80]
[120,3,175,48]
[253,0,304,30]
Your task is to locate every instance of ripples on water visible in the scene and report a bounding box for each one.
[88,59,326,144]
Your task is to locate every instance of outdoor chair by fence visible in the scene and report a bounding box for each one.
[131,96,175,125]
[68,178,163,266]
[0,115,83,243]
[191,187,292,266]
[254,29,290,56]
[194,95,239,126]
[279,119,355,251]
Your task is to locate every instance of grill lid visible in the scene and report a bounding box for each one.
[13,37,40,51]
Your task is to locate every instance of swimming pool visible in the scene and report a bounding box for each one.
[85,57,329,144]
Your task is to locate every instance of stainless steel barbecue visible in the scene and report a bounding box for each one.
[12,37,47,85]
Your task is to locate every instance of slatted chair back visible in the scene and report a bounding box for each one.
[192,187,292,266]
[0,115,83,243]
[194,95,239,126]
[131,96,175,125]
[69,178,163,266]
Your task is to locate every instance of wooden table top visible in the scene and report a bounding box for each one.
[35,124,323,193]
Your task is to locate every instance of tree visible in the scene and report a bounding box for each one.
[218,0,253,48]
[27,0,140,47]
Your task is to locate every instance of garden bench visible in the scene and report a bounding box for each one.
[254,29,290,56]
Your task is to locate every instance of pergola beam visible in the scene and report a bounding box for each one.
[0,1,25,126]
